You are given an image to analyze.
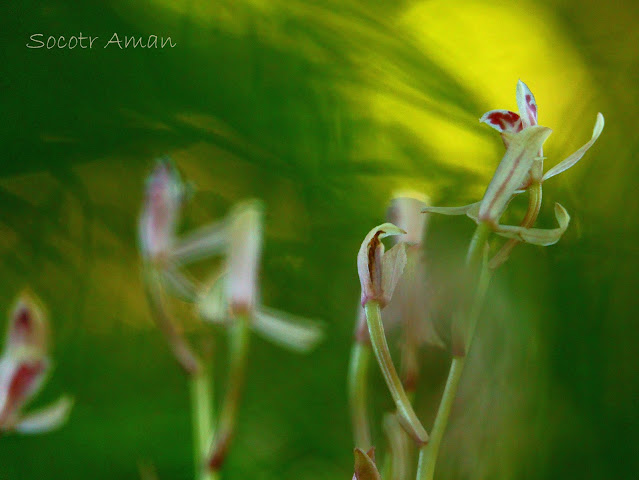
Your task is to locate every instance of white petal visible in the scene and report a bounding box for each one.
[252,307,324,353]
[226,200,264,314]
[15,395,73,434]
[493,203,570,246]
[381,243,407,305]
[542,113,604,182]
[516,80,538,127]
[162,265,199,302]
[171,219,228,265]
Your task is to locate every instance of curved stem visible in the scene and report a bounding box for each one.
[142,266,201,375]
[207,314,251,472]
[365,301,429,445]
[190,369,217,480]
[348,341,373,449]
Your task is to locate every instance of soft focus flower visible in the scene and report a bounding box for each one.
[139,158,229,272]
[385,195,444,350]
[197,200,323,353]
[0,293,73,434]
[424,81,604,247]
[357,223,407,307]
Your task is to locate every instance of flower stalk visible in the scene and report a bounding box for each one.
[207,314,251,472]
[348,339,373,449]
[190,368,217,480]
[365,300,428,445]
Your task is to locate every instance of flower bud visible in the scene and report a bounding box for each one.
[357,223,407,307]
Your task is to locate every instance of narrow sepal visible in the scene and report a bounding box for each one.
[543,113,604,182]
[422,202,481,216]
[15,395,73,434]
[494,203,570,246]
[171,219,228,265]
[252,307,324,353]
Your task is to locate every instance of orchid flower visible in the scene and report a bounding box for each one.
[197,200,324,353]
[423,80,604,249]
[0,293,73,434]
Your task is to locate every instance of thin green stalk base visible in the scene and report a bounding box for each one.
[416,356,465,480]
[365,301,428,445]
[207,314,251,472]
[190,370,217,480]
[348,341,373,449]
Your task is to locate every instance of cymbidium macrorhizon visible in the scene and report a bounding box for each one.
[424,80,604,259]
[355,81,604,480]
[0,293,72,434]
[138,158,322,475]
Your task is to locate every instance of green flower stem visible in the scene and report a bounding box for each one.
[348,341,373,449]
[416,222,492,480]
[207,314,251,472]
[365,301,429,445]
[190,369,217,480]
[415,357,465,480]
[382,413,412,480]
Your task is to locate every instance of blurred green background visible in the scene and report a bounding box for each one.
[2,0,638,478]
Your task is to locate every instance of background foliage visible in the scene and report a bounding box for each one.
[2,0,638,478]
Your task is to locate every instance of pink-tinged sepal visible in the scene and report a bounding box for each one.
[516,80,539,128]
[139,158,184,263]
[252,307,324,353]
[357,223,407,307]
[7,293,48,357]
[543,113,604,182]
[478,125,552,224]
[0,357,49,430]
[480,110,523,134]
